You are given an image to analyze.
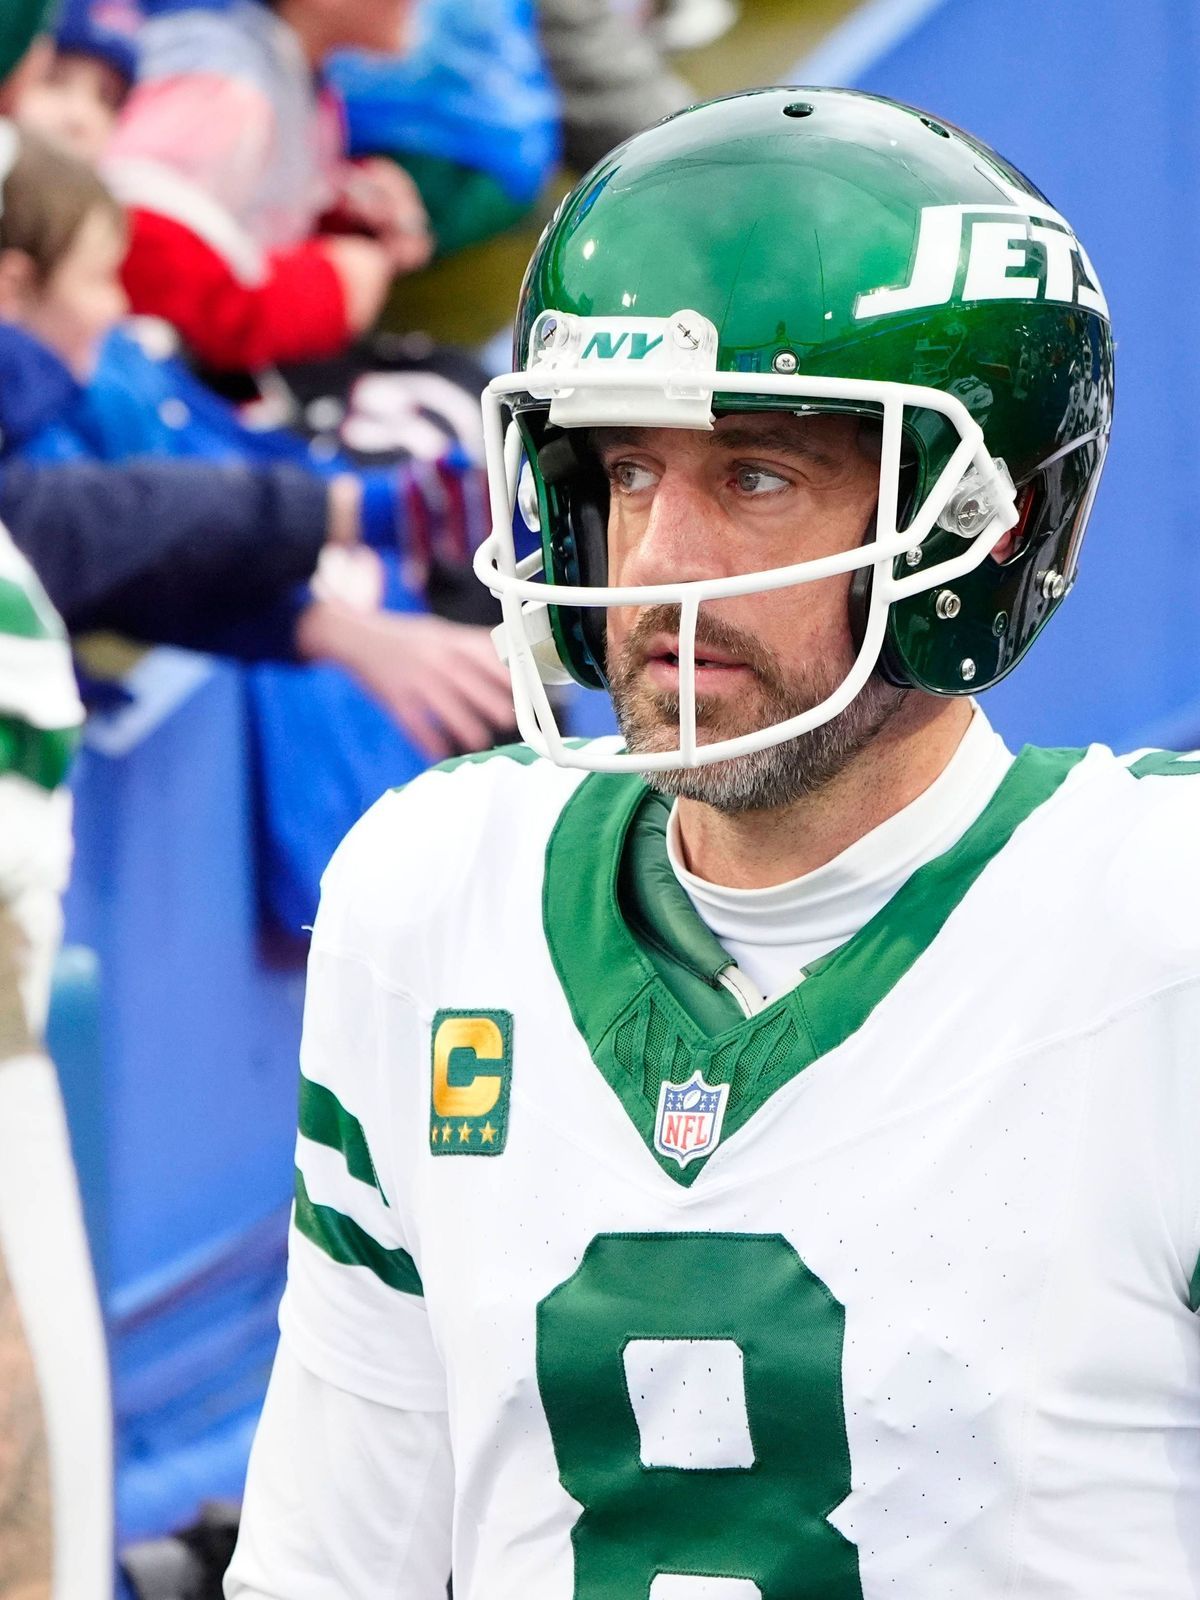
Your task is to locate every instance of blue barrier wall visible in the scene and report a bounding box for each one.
[64,661,304,1541]
[801,0,1200,750]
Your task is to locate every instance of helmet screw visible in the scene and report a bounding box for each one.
[772,350,798,375]
[539,316,558,345]
[904,547,923,568]
[955,496,986,533]
[992,610,1009,637]
[1039,568,1066,600]
[934,589,962,620]
[960,657,977,682]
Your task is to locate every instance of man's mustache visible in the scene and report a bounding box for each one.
[619,604,774,682]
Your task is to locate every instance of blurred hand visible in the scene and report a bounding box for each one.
[295,599,515,761]
[318,235,394,334]
[337,158,434,276]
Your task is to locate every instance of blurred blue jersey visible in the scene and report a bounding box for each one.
[331,0,561,205]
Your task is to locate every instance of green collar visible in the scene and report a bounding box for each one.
[543,745,1087,1186]
[618,789,743,1034]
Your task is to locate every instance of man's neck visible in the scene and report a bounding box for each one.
[673,695,975,890]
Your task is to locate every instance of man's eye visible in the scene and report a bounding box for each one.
[734,467,789,496]
[610,461,657,494]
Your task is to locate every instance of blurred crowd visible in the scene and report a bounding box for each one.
[0,0,732,765]
[0,0,741,1593]
[0,0,744,945]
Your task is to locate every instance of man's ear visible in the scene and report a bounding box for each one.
[0,249,37,319]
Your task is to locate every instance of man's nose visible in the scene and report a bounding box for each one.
[619,471,729,589]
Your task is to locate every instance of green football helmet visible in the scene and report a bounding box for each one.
[475,87,1114,773]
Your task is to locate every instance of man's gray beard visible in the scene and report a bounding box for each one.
[608,608,908,815]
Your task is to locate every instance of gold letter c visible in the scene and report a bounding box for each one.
[433,1017,504,1119]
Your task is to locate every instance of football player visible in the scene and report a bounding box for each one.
[0,7,112,1598]
[229,89,1199,1599]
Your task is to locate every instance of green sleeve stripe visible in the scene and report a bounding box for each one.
[299,1075,388,1204]
[0,575,57,641]
[0,718,78,791]
[293,1169,422,1297]
[1190,1255,1200,1314]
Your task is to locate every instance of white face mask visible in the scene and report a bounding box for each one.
[474,309,1018,776]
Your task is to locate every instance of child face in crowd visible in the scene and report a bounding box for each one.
[17,50,127,164]
[0,203,128,380]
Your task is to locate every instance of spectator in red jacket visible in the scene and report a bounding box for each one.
[105,0,433,372]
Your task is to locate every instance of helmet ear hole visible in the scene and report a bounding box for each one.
[990,481,1040,566]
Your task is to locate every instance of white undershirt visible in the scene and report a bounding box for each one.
[667,710,1014,1006]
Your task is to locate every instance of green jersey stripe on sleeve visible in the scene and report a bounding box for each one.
[0,719,78,792]
[0,525,84,760]
[299,1075,389,1204]
[293,1169,423,1296]
[0,574,61,642]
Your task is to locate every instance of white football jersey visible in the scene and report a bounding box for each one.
[280,739,1200,1599]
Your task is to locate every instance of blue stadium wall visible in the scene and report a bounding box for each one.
[58,0,1199,1547]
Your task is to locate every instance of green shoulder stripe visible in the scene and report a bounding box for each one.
[299,1075,388,1205]
[412,738,591,781]
[1190,1254,1200,1314]
[1127,750,1200,779]
[293,1170,422,1296]
[797,746,1087,1056]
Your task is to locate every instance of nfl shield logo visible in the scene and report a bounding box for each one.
[654,1071,730,1169]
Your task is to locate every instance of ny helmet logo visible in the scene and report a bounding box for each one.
[855,199,1109,322]
[581,331,666,361]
